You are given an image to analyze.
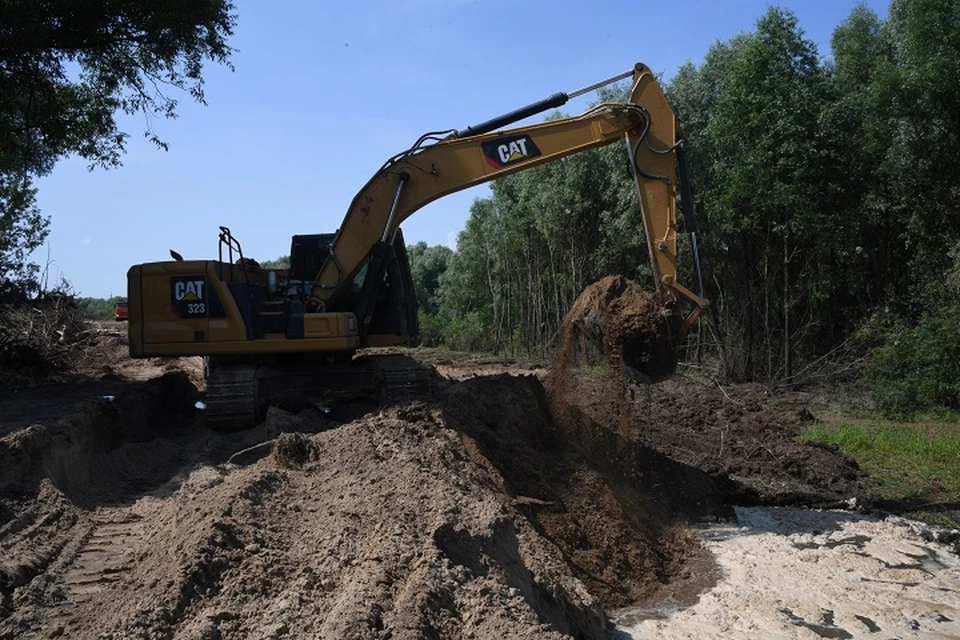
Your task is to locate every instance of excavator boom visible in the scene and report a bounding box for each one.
[309,63,707,323]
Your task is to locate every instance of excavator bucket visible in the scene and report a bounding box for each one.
[557,275,680,383]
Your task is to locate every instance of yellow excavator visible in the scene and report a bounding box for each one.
[127,63,709,429]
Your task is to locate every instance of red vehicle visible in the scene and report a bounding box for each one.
[114,300,129,322]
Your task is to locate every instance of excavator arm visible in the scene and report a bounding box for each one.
[309,63,708,332]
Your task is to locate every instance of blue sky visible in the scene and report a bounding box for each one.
[34,0,889,298]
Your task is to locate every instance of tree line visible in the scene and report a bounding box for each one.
[408,0,960,415]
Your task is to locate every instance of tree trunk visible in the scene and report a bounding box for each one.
[783,229,791,380]
[764,237,771,380]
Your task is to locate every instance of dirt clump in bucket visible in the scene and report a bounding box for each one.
[555,275,678,385]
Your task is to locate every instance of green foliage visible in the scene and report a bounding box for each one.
[671,7,840,381]
[0,0,237,174]
[666,36,751,220]
[865,310,960,418]
[407,242,452,315]
[436,310,494,353]
[864,242,960,418]
[0,176,49,297]
[818,0,960,415]
[801,415,960,527]
[0,0,236,293]
[881,0,960,309]
[654,0,960,388]
[406,242,454,348]
[862,241,960,418]
[416,309,445,347]
[435,199,499,343]
[76,296,128,320]
[710,8,826,236]
[260,256,290,270]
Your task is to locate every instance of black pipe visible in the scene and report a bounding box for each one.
[676,141,699,233]
[676,140,706,299]
[456,92,569,138]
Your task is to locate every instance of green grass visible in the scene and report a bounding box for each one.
[800,415,960,528]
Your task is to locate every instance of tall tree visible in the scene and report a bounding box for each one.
[407,241,453,315]
[822,5,894,318]
[0,0,237,292]
[437,198,501,351]
[692,8,832,380]
[0,175,47,297]
[881,0,960,308]
[1,0,236,173]
[666,34,752,209]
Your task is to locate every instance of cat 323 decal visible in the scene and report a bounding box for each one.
[170,276,207,318]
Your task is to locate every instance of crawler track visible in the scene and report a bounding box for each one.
[204,353,435,431]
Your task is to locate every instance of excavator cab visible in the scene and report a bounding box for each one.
[328,229,418,344]
[289,234,333,286]
[213,226,417,346]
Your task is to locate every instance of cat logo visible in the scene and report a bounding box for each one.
[170,276,207,318]
[481,134,542,169]
[174,279,204,301]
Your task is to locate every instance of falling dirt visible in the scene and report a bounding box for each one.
[552,276,867,510]
[0,317,956,639]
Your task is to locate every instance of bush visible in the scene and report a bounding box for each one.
[77,295,127,320]
[440,310,493,352]
[0,289,93,383]
[865,308,960,418]
[416,310,445,348]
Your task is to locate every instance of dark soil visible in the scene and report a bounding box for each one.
[440,374,728,611]
[557,371,870,509]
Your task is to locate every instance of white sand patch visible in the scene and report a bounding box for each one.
[616,506,960,640]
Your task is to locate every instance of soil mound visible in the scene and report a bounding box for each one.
[72,405,612,640]
[0,372,199,504]
[1,367,730,639]
[570,375,870,508]
[556,275,678,382]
